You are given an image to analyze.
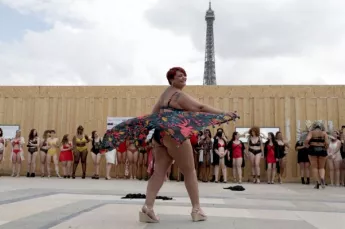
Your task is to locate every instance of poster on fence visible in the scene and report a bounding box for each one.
[0,124,20,140]
[106,117,154,140]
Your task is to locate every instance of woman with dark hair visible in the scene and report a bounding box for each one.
[39,130,50,177]
[212,128,227,182]
[247,126,263,183]
[91,131,102,179]
[264,132,279,184]
[59,134,73,178]
[213,129,228,183]
[27,129,39,177]
[72,125,90,179]
[295,137,310,184]
[199,129,212,182]
[276,131,290,184]
[304,121,329,189]
[0,128,7,176]
[226,131,245,184]
[101,67,238,223]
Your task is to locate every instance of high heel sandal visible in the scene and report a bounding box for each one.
[139,206,159,223]
[191,208,207,222]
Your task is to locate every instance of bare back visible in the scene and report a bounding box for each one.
[157,88,184,112]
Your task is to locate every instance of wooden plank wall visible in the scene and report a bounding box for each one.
[0,86,344,181]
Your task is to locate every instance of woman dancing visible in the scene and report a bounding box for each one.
[101,67,238,223]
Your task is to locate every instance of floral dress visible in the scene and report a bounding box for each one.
[101,100,238,151]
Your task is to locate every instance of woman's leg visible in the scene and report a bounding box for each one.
[219,158,227,182]
[11,153,17,176]
[272,163,277,183]
[163,137,205,218]
[40,151,46,177]
[27,152,32,176]
[309,155,319,187]
[267,163,272,184]
[16,153,21,177]
[62,161,67,176]
[67,161,72,177]
[106,163,112,179]
[299,162,305,184]
[138,153,144,180]
[53,154,61,178]
[334,160,342,186]
[72,151,80,178]
[30,152,38,177]
[80,150,88,179]
[91,152,97,177]
[327,158,335,185]
[133,150,139,179]
[143,142,173,214]
[143,153,148,180]
[254,153,261,183]
[126,151,134,179]
[305,162,310,184]
[46,154,52,177]
[318,156,327,188]
[249,153,256,182]
[235,158,242,183]
[96,153,101,177]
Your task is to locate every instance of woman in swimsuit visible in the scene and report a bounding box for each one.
[91,131,102,179]
[101,67,238,223]
[11,130,25,177]
[27,129,40,177]
[276,131,290,183]
[72,125,90,179]
[226,131,245,184]
[47,130,61,178]
[264,132,279,184]
[213,130,228,183]
[126,139,139,180]
[304,121,329,189]
[116,141,127,179]
[59,134,73,178]
[247,126,263,183]
[39,130,50,177]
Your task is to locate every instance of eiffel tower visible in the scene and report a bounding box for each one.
[203,1,216,85]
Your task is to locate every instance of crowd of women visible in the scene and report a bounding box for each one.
[0,123,344,188]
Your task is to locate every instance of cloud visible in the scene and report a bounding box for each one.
[0,0,344,85]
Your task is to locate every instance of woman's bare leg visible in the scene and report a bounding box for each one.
[144,142,173,210]
[40,151,46,177]
[235,158,242,183]
[249,153,256,182]
[267,163,272,183]
[62,161,67,176]
[16,153,21,177]
[31,152,38,176]
[138,153,144,179]
[46,154,52,177]
[254,154,261,183]
[133,151,139,179]
[106,163,112,179]
[327,158,335,185]
[67,161,72,176]
[219,158,227,182]
[27,153,32,175]
[53,154,60,178]
[126,151,134,179]
[334,160,342,186]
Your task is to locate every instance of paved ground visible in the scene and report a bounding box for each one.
[0,177,344,229]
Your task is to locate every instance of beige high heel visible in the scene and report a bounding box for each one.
[139,206,159,223]
[191,209,207,222]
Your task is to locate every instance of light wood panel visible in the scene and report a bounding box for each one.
[0,85,344,182]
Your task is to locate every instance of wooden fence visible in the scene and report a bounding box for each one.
[0,86,344,181]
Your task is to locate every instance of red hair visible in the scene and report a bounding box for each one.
[166,67,187,85]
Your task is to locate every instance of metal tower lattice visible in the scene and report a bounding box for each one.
[203,1,216,85]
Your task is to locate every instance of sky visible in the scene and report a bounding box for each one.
[0,0,345,86]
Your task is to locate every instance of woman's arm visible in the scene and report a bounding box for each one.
[304,132,312,146]
[177,92,233,115]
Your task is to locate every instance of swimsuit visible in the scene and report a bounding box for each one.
[249,138,262,155]
[91,139,101,155]
[75,136,88,152]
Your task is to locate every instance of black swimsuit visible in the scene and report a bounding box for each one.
[91,139,101,155]
[248,138,262,155]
